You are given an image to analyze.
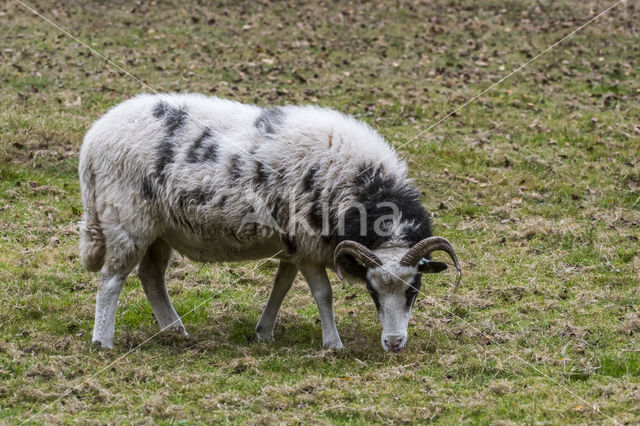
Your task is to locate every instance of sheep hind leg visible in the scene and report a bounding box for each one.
[91,204,154,349]
[256,261,298,342]
[138,239,188,336]
[92,259,139,349]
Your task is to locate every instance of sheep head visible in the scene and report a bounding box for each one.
[334,237,461,352]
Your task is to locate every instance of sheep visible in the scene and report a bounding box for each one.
[79,93,460,352]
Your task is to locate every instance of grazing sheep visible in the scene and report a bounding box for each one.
[79,93,460,351]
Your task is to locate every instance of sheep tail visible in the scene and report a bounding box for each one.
[79,164,106,272]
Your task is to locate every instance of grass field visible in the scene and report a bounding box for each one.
[1,0,639,423]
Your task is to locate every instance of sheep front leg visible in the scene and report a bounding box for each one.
[256,261,298,342]
[298,264,343,349]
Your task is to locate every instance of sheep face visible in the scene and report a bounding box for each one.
[364,264,419,352]
[365,259,448,352]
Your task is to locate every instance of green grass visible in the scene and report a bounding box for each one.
[1,0,640,423]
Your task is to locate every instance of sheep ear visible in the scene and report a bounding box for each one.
[417,259,448,274]
[335,254,368,281]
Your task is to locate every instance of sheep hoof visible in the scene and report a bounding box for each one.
[167,325,189,336]
[256,332,275,343]
[92,339,114,350]
[323,339,344,350]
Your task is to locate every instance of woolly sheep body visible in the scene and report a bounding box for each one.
[80,93,419,269]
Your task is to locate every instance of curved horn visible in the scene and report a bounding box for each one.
[333,240,382,280]
[400,236,462,292]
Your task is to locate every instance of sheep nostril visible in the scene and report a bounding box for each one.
[384,335,405,352]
